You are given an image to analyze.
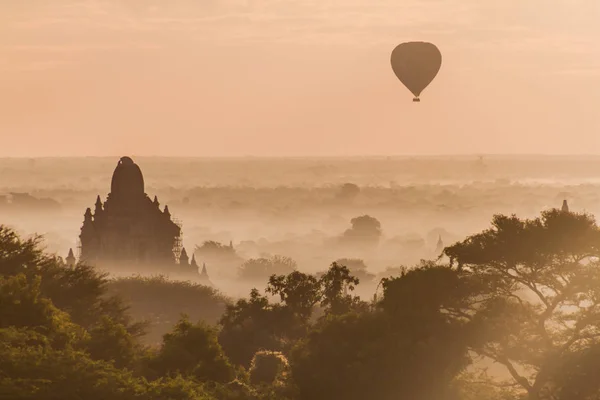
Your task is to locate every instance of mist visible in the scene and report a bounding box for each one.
[3,1,600,399]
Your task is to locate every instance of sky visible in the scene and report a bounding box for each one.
[1,0,600,157]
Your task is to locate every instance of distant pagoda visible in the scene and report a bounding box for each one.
[75,156,196,277]
[435,234,444,254]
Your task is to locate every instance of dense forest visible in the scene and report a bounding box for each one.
[3,206,600,399]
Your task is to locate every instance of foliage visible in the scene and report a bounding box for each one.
[8,205,600,400]
[290,308,469,400]
[219,289,289,367]
[106,275,228,345]
[0,226,142,335]
[333,258,375,284]
[0,274,86,349]
[145,317,236,384]
[220,263,368,367]
[444,209,600,399]
[83,315,138,369]
[194,241,243,278]
[319,262,366,315]
[195,241,237,258]
[0,226,229,400]
[238,255,297,282]
[266,271,320,320]
[342,215,382,243]
[337,183,360,200]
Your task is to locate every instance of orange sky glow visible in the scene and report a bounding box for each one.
[1,0,599,157]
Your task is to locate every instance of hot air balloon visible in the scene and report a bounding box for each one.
[391,41,442,102]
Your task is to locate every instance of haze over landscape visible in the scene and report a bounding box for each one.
[3,1,600,400]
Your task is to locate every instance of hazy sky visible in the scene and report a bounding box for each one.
[1,0,599,157]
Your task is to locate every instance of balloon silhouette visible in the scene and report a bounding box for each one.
[391,42,442,102]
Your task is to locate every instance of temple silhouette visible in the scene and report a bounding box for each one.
[68,156,207,281]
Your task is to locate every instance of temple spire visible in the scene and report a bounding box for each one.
[153,195,160,207]
[84,207,93,223]
[164,205,171,218]
[66,248,76,267]
[562,199,569,212]
[190,254,198,268]
[201,262,209,278]
[94,195,103,215]
[180,247,189,265]
[436,235,444,254]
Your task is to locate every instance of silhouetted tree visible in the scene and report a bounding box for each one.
[291,265,471,400]
[337,183,360,201]
[319,262,365,315]
[444,209,600,399]
[194,241,243,278]
[219,289,288,368]
[341,215,382,246]
[0,226,246,399]
[266,271,320,321]
[146,317,236,384]
[0,274,86,349]
[333,258,375,284]
[84,316,138,369]
[106,276,227,345]
[239,255,297,282]
[0,226,144,337]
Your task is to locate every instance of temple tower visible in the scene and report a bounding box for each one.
[435,235,444,254]
[78,156,182,269]
[66,248,76,267]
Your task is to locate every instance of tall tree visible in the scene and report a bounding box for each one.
[291,264,472,400]
[444,209,600,399]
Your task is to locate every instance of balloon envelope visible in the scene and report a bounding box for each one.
[391,42,442,101]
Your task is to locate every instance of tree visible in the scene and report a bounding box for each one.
[266,271,320,321]
[0,227,224,400]
[443,209,600,399]
[238,256,297,282]
[333,258,375,284]
[337,183,360,201]
[0,327,219,400]
[290,263,474,400]
[106,276,227,345]
[0,226,144,337]
[341,215,382,246]
[0,274,86,349]
[219,289,289,368]
[221,263,370,369]
[0,329,142,400]
[194,241,243,279]
[291,308,468,400]
[319,262,365,316]
[147,317,236,384]
[84,316,138,369]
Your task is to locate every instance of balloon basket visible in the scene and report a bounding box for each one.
[412,97,420,102]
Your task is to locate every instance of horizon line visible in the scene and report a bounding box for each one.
[4,153,600,160]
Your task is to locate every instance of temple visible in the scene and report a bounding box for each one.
[75,156,200,279]
[197,259,213,286]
